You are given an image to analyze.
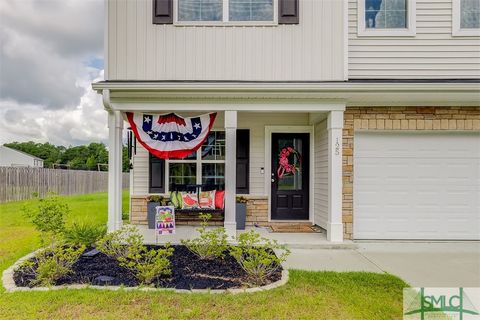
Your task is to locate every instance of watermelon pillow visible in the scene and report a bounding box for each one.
[170,191,180,209]
[199,190,216,209]
[180,192,199,209]
[215,190,225,209]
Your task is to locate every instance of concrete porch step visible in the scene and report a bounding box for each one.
[138,225,358,249]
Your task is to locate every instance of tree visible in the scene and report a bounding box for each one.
[4,141,130,172]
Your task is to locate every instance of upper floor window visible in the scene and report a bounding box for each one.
[358,0,416,36]
[176,0,276,25]
[453,0,480,36]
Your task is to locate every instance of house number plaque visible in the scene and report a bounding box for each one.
[335,138,340,156]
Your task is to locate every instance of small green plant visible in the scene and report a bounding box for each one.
[63,222,106,247]
[236,196,248,203]
[96,225,173,285]
[22,193,70,243]
[230,230,290,286]
[146,195,165,204]
[20,244,85,287]
[181,213,229,260]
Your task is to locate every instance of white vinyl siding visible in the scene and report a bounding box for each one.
[131,112,310,196]
[106,0,345,81]
[349,0,480,79]
[0,146,44,168]
[314,120,328,229]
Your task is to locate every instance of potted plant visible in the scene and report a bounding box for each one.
[146,195,165,229]
[236,196,248,230]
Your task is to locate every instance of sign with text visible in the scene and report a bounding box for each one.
[404,287,480,319]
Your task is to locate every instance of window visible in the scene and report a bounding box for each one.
[453,0,480,36]
[176,0,276,24]
[358,0,416,36]
[167,131,225,191]
[149,129,250,194]
[178,0,223,22]
[229,0,274,21]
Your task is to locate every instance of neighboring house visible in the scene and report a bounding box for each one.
[0,145,44,168]
[93,0,480,242]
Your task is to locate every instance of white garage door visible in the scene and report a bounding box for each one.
[354,132,480,240]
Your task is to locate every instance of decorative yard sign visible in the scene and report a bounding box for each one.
[126,112,217,159]
[155,206,175,241]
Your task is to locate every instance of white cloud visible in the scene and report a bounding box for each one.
[0,0,107,146]
[0,70,108,146]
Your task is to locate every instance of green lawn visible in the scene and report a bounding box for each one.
[0,192,408,320]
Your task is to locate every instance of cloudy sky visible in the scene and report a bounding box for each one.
[0,0,107,146]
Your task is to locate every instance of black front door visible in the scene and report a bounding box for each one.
[271,133,309,220]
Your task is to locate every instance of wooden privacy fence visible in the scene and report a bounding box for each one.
[0,167,129,203]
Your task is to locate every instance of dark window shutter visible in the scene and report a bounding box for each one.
[149,153,165,193]
[236,129,250,194]
[278,0,299,24]
[153,0,173,24]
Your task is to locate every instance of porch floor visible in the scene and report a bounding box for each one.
[138,225,356,249]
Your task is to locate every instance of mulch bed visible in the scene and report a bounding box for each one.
[13,245,282,290]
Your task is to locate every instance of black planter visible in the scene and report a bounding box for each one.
[236,202,247,230]
[147,202,160,229]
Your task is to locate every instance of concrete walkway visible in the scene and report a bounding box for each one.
[284,242,480,287]
[140,226,479,287]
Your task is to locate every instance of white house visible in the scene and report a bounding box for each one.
[0,145,44,168]
[93,0,480,242]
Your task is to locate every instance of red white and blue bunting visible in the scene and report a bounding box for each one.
[127,112,217,159]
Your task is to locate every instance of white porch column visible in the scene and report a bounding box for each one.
[327,110,344,242]
[224,110,237,238]
[107,110,124,232]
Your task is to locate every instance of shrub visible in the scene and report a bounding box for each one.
[96,225,173,285]
[63,222,106,247]
[22,193,70,243]
[236,196,248,203]
[20,244,85,287]
[229,230,290,286]
[181,213,229,260]
[146,195,165,204]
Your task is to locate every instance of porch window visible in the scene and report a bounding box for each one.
[169,163,197,186]
[176,0,276,24]
[357,0,416,36]
[167,131,225,191]
[149,129,249,194]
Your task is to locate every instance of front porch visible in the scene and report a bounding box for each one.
[100,87,346,242]
[137,225,356,249]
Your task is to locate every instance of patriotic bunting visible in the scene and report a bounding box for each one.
[127,112,217,159]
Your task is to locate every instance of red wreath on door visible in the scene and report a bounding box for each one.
[277,147,302,179]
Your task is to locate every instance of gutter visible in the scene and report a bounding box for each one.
[92,80,480,93]
[91,81,480,107]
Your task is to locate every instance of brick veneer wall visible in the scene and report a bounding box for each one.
[131,196,148,225]
[130,195,269,226]
[245,197,269,226]
[342,106,480,240]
